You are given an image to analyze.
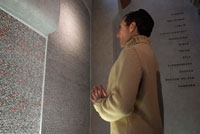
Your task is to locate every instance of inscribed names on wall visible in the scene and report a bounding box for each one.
[0,9,46,133]
[159,12,196,88]
[151,5,200,134]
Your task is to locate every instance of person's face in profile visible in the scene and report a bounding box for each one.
[116,19,138,47]
[117,19,130,47]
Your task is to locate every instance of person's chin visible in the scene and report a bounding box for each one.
[120,42,125,48]
[120,44,124,48]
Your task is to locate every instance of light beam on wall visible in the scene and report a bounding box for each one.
[54,2,86,54]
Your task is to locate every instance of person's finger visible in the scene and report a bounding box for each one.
[94,89,98,97]
[99,88,104,97]
[102,89,107,97]
[96,89,101,99]
[98,85,103,97]
[94,86,99,95]
[97,89,101,98]
[100,85,107,97]
[91,90,96,101]
[92,90,97,99]
[92,89,95,95]
[90,97,95,103]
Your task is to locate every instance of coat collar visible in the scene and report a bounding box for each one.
[125,35,150,47]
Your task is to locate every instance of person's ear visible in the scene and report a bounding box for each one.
[129,22,136,33]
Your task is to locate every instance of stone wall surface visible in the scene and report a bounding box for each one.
[41,0,90,134]
[0,9,46,134]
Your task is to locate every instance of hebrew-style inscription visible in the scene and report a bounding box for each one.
[0,9,46,133]
[150,5,200,133]
[159,12,197,88]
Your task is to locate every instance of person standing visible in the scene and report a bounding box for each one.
[91,9,164,134]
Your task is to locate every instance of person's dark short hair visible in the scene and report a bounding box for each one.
[123,9,154,37]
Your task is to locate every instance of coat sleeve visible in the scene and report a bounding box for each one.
[93,47,143,122]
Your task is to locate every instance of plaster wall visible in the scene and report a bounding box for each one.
[90,0,118,134]
[41,0,90,134]
[82,0,92,15]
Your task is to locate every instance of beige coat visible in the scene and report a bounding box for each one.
[93,35,163,134]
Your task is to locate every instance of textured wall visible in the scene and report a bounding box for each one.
[150,2,200,134]
[0,9,46,133]
[82,0,92,15]
[91,0,118,134]
[0,0,60,36]
[41,0,90,134]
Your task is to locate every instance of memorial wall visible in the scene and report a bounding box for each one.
[1,0,90,134]
[152,7,200,134]
[41,0,90,134]
[0,9,46,133]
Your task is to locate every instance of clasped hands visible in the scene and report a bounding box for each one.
[91,85,107,103]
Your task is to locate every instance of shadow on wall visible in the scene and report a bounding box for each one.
[157,71,164,129]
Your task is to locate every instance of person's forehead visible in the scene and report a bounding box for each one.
[120,19,126,26]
